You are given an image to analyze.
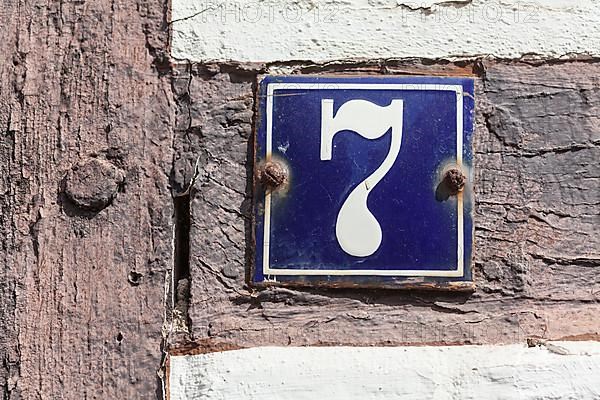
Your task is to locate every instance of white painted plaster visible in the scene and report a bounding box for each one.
[169,342,600,399]
[171,0,600,62]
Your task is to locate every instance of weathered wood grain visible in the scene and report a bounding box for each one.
[173,61,600,350]
[0,0,173,398]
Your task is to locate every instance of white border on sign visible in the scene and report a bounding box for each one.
[263,83,465,278]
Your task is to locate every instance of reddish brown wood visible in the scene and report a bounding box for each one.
[0,0,174,398]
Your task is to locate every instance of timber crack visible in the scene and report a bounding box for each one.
[173,194,192,330]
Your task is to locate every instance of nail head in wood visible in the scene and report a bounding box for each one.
[64,158,125,211]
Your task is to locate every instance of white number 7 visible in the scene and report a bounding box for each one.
[321,99,404,257]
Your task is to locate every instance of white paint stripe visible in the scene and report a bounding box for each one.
[262,84,275,277]
[263,83,465,277]
[456,90,464,276]
[171,0,600,62]
[169,343,600,400]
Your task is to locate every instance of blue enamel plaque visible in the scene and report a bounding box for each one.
[253,76,475,289]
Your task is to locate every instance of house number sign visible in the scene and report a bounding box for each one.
[253,76,475,289]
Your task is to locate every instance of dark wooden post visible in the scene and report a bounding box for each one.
[0,0,173,397]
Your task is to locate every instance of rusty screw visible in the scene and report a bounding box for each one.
[443,168,466,195]
[260,161,288,190]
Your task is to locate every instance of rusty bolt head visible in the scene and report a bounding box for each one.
[443,168,466,195]
[260,161,287,190]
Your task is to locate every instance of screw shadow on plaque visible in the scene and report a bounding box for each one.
[436,168,467,202]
